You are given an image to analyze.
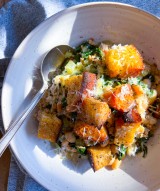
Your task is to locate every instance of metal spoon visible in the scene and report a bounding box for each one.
[0,45,73,157]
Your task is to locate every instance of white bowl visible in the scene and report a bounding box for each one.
[2,2,160,191]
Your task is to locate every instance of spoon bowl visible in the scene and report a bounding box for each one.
[41,45,73,84]
[0,44,73,157]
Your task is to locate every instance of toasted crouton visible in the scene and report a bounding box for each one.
[38,111,62,142]
[65,72,97,112]
[80,97,111,128]
[88,145,113,171]
[122,108,142,123]
[104,84,135,112]
[65,75,82,89]
[114,118,144,146]
[80,72,97,98]
[65,75,82,112]
[132,84,144,96]
[74,121,109,146]
[105,44,144,78]
[132,84,149,120]
[111,158,122,170]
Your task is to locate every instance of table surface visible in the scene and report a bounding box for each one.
[0,130,11,191]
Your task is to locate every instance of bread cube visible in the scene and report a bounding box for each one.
[104,84,135,112]
[105,44,144,78]
[38,111,62,142]
[123,108,142,123]
[80,97,111,127]
[132,84,144,97]
[74,121,109,146]
[65,72,97,112]
[80,72,97,97]
[132,84,149,120]
[65,75,82,112]
[88,145,113,171]
[114,118,144,146]
[111,158,122,170]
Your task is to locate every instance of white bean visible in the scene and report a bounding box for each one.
[65,132,76,143]
[61,140,77,152]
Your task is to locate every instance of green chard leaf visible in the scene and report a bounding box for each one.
[136,131,153,158]
[71,112,77,122]
[62,97,67,108]
[75,41,103,59]
[117,144,127,160]
[76,146,87,155]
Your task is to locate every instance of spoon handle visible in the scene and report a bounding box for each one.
[0,86,46,157]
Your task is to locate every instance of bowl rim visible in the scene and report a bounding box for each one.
[1,2,160,190]
[2,1,160,103]
[2,1,160,98]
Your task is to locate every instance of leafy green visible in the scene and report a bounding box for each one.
[95,47,104,59]
[128,77,141,85]
[136,137,148,157]
[76,146,87,155]
[102,75,128,87]
[62,97,67,107]
[72,138,87,155]
[117,144,127,160]
[75,41,103,59]
[136,131,153,158]
[102,75,114,86]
